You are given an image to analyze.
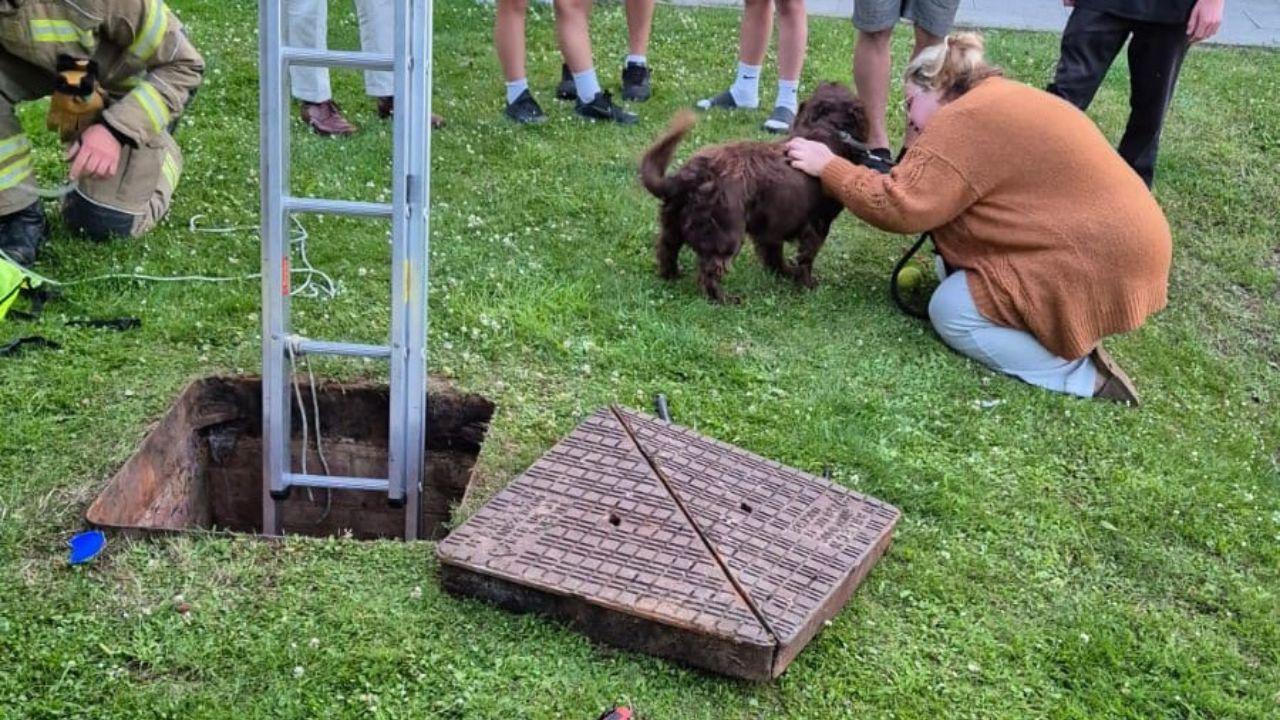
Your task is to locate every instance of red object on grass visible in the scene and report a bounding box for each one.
[597,707,633,720]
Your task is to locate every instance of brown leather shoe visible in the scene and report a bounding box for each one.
[374,96,444,129]
[300,100,356,137]
[1091,345,1140,406]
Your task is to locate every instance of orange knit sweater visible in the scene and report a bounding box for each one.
[822,77,1172,360]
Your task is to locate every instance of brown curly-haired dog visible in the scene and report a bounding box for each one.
[640,83,870,303]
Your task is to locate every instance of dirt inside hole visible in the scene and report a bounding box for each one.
[86,376,494,540]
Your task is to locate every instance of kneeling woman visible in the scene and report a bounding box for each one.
[786,33,1171,404]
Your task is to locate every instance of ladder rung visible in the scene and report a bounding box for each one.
[294,339,391,359]
[283,196,393,218]
[281,47,394,71]
[285,473,390,492]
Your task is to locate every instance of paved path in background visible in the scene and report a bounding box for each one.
[672,0,1280,47]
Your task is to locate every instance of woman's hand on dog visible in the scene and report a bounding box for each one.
[785,138,835,178]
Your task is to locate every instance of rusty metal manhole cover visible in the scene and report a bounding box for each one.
[436,407,899,680]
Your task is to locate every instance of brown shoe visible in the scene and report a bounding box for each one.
[1091,345,1140,406]
[300,100,356,137]
[374,97,444,129]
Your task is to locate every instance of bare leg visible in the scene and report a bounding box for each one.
[912,24,945,58]
[775,0,807,82]
[625,0,655,56]
[739,0,774,66]
[853,27,893,150]
[554,0,595,74]
[495,0,529,82]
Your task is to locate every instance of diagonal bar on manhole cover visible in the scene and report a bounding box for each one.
[436,407,777,678]
[609,405,781,647]
[614,407,901,676]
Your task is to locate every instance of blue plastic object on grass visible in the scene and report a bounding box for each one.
[68,530,106,565]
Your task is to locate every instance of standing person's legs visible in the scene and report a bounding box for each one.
[904,0,960,52]
[624,0,654,59]
[286,0,356,135]
[355,0,393,100]
[697,0,773,111]
[555,0,637,122]
[928,271,1099,398]
[776,0,808,85]
[285,0,331,103]
[852,0,898,151]
[621,0,655,101]
[554,0,599,96]
[361,0,444,126]
[1046,8,1131,112]
[1116,21,1189,187]
[496,0,531,86]
[763,0,807,132]
[495,0,546,122]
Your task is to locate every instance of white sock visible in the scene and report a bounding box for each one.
[572,67,602,102]
[505,78,529,105]
[775,79,799,112]
[729,62,761,108]
[626,54,647,67]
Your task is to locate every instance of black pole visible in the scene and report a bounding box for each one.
[654,394,671,422]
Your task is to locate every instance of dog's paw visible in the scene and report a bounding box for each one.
[799,275,819,290]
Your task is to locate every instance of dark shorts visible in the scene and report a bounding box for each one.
[853,0,962,38]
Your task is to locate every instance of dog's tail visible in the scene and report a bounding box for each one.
[640,110,695,199]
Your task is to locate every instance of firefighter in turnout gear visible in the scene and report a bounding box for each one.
[0,0,204,266]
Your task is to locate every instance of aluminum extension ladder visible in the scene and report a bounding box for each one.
[258,0,434,539]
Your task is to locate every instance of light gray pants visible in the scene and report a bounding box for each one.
[286,0,394,102]
[928,270,1098,398]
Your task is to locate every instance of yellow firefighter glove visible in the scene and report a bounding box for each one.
[47,55,108,144]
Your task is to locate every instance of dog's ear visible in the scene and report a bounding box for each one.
[792,98,830,135]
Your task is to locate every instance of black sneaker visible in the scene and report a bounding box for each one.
[556,64,577,101]
[504,89,547,124]
[762,105,795,134]
[575,91,637,125]
[621,62,651,102]
[696,90,744,111]
[0,201,47,267]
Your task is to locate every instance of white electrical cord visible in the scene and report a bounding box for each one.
[6,215,344,518]
[286,335,334,520]
[38,215,338,300]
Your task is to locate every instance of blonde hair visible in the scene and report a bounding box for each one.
[904,32,1002,101]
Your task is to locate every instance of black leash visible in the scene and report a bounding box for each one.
[837,134,935,320]
[0,336,60,356]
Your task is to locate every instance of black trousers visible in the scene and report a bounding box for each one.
[1047,8,1190,187]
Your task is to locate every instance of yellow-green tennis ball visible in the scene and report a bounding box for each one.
[896,265,925,291]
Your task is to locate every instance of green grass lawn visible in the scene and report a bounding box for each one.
[2,1,1278,717]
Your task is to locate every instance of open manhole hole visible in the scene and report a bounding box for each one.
[86,376,494,540]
